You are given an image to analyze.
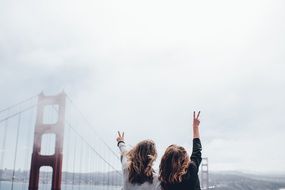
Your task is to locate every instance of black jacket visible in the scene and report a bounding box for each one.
[161,138,202,190]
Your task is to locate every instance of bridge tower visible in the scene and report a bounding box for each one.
[29,92,66,190]
[200,157,209,190]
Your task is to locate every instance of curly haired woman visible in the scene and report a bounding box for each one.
[116,132,159,190]
[159,111,202,190]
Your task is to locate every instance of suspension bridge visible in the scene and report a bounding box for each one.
[0,92,209,190]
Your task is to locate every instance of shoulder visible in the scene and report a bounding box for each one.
[152,174,159,184]
[152,176,161,190]
[189,161,198,168]
[186,161,199,175]
[178,162,199,186]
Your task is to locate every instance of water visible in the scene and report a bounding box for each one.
[0,181,121,190]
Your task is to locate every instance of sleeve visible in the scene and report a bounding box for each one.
[118,141,128,169]
[190,138,202,170]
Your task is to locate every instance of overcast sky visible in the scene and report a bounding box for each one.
[1,0,285,173]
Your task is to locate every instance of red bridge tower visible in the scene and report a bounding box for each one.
[29,92,66,190]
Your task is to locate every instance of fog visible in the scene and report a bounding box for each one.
[1,0,285,173]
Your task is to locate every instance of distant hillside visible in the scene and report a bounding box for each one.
[209,172,285,190]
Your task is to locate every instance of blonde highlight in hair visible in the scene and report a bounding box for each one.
[127,140,157,184]
[159,145,190,188]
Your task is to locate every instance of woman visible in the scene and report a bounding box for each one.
[116,132,159,190]
[159,111,202,190]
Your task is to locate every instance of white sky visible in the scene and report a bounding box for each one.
[1,0,285,173]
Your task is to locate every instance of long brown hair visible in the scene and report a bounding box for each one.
[126,140,157,184]
[159,145,190,188]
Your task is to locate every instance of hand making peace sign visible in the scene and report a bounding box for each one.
[116,131,125,142]
[193,111,201,128]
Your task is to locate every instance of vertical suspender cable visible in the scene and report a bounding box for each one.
[71,135,77,190]
[11,113,21,190]
[22,108,33,190]
[91,152,94,190]
[0,120,8,190]
[87,147,90,186]
[78,141,83,190]
[64,126,71,190]
[92,152,95,190]
[107,152,110,190]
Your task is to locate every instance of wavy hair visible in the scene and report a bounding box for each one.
[159,145,190,188]
[126,140,157,184]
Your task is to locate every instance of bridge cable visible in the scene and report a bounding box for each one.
[0,120,8,190]
[0,95,36,114]
[11,113,21,190]
[78,140,83,190]
[51,94,122,179]
[0,105,36,124]
[22,106,34,190]
[65,95,120,160]
[71,134,77,190]
[66,123,122,176]
[64,126,71,190]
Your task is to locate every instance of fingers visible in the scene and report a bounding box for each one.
[193,111,201,119]
[197,111,200,119]
[117,131,125,138]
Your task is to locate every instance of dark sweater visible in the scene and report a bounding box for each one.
[161,138,202,190]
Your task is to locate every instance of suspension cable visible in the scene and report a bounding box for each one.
[65,94,120,160]
[0,105,36,124]
[67,123,122,176]
[0,95,36,114]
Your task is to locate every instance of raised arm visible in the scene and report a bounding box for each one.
[116,131,128,169]
[190,111,202,168]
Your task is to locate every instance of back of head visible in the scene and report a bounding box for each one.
[159,145,190,189]
[127,139,157,185]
